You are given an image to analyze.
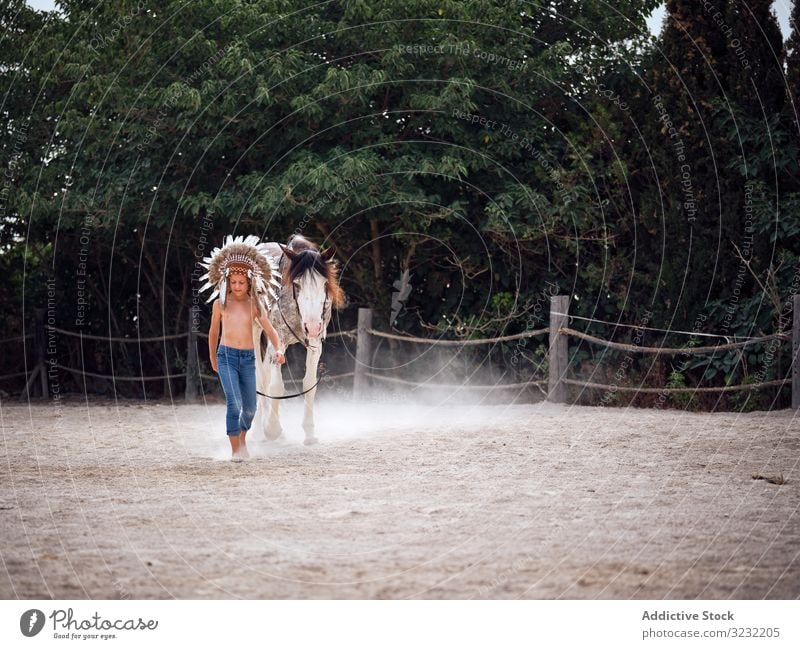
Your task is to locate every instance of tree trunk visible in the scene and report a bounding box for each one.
[369,218,381,281]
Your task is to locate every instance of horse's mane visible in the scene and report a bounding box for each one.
[282,235,345,308]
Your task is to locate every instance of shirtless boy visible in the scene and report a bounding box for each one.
[208,268,285,461]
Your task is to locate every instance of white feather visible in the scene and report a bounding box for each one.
[206,289,219,303]
[199,280,213,292]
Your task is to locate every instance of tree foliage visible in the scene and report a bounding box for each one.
[1,0,797,406]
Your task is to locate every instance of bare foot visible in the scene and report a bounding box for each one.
[229,433,244,462]
[239,430,250,459]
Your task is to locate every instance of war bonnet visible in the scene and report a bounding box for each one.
[198,234,280,308]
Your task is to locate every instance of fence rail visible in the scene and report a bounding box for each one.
[367,373,547,391]
[8,296,800,409]
[8,307,357,402]
[563,328,788,355]
[0,333,32,345]
[563,378,790,394]
[367,327,549,346]
[54,364,188,381]
[351,296,799,407]
[48,326,188,343]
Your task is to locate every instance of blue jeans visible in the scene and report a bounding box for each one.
[216,344,257,436]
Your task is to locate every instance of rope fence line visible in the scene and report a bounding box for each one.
[48,326,188,342]
[562,328,789,355]
[0,333,32,345]
[326,329,357,339]
[367,327,549,346]
[38,326,356,343]
[551,312,769,340]
[20,312,786,352]
[563,378,790,394]
[366,372,547,390]
[54,364,188,381]
[11,317,359,396]
[367,324,786,351]
[197,329,354,341]
[13,296,800,408]
[198,372,356,384]
[352,298,799,407]
[0,370,31,380]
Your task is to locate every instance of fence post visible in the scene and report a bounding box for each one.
[548,295,569,404]
[353,308,373,400]
[793,294,799,409]
[36,307,48,398]
[185,306,200,403]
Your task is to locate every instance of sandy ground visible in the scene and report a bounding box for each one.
[1,395,798,599]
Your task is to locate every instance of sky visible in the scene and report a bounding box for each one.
[646,2,792,37]
[22,1,797,41]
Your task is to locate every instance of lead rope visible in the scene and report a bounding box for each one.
[256,370,325,400]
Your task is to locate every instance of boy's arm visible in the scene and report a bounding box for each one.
[257,311,285,364]
[209,300,221,372]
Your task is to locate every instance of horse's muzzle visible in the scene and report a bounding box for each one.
[304,321,324,339]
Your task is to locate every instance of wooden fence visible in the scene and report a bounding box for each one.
[350,294,799,408]
[2,307,355,402]
[3,295,799,408]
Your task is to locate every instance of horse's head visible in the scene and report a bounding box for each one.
[280,242,345,339]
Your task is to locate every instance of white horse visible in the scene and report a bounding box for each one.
[252,235,344,445]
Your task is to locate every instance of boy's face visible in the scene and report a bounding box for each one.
[228,273,249,298]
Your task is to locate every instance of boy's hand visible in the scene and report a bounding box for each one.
[211,359,218,373]
[274,351,286,365]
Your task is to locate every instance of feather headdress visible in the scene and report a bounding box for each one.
[198,234,281,308]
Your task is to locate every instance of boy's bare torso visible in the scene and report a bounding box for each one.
[220,297,256,349]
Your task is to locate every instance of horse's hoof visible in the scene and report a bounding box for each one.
[303,435,319,446]
[264,427,283,441]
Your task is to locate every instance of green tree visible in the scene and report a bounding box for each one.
[783,0,800,194]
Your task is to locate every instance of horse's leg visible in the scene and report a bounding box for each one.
[301,343,323,445]
[265,355,285,441]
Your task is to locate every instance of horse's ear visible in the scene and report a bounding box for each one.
[321,246,335,261]
[279,243,298,260]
